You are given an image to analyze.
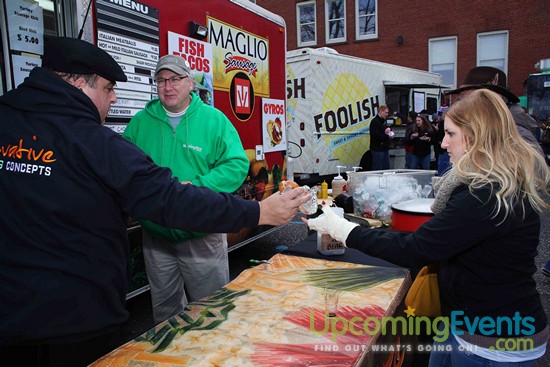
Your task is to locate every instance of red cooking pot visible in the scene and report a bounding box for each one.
[391,198,435,232]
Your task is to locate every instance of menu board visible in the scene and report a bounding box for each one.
[95,0,159,132]
[413,91,425,113]
[6,0,44,54]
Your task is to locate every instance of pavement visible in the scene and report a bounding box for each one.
[121,210,550,366]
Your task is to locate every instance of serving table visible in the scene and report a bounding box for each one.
[91,253,411,367]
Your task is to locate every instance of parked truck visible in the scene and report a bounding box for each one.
[524,58,550,122]
[286,48,445,185]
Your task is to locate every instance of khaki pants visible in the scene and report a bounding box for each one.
[142,231,229,324]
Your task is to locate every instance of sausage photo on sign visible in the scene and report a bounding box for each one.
[266,117,283,146]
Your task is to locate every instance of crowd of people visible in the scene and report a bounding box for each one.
[1,34,549,367]
[369,105,452,174]
[369,67,550,178]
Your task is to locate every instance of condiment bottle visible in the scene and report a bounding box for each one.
[317,207,346,255]
[331,166,346,198]
[320,181,328,199]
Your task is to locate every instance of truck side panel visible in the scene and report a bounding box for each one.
[287,49,442,178]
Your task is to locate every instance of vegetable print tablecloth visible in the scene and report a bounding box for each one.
[91,254,410,367]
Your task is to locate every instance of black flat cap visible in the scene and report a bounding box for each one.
[42,37,127,82]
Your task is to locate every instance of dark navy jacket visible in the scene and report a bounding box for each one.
[347,184,547,338]
[0,68,258,344]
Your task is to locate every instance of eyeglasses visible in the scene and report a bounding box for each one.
[155,75,188,88]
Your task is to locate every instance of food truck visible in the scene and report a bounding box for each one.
[523,58,550,122]
[286,48,445,186]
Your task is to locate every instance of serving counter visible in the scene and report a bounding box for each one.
[91,251,413,367]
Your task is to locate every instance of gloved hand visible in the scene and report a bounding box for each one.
[306,206,359,245]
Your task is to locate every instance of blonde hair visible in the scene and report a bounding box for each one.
[446,89,549,219]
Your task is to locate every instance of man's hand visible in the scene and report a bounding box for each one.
[258,187,311,226]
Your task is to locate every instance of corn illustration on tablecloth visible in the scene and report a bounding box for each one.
[91,254,410,367]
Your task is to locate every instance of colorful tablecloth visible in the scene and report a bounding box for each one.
[91,254,410,366]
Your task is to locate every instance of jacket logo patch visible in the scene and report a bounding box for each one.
[0,136,55,176]
[182,144,202,153]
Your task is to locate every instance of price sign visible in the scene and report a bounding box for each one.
[7,0,44,55]
[17,34,41,45]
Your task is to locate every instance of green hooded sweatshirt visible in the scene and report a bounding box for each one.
[123,92,248,242]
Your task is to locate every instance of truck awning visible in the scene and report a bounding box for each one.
[383,81,451,89]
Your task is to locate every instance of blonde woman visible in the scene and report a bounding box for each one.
[306,89,549,366]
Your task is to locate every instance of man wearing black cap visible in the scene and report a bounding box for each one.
[0,37,309,366]
[446,66,542,154]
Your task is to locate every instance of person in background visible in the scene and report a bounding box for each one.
[446,66,543,156]
[306,89,549,367]
[123,55,249,325]
[0,37,310,367]
[406,114,434,169]
[193,79,212,105]
[369,105,394,170]
[404,111,417,169]
[430,113,440,171]
[432,112,451,175]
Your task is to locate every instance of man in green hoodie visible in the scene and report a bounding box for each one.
[123,55,249,324]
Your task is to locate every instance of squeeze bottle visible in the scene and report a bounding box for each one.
[331,166,346,198]
[320,181,328,199]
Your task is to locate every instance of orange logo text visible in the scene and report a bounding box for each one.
[0,136,56,163]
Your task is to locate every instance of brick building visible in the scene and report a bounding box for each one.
[255,0,550,102]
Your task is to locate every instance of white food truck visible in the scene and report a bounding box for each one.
[286,48,445,185]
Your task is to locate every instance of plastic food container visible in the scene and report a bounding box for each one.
[391,198,435,232]
[347,169,436,221]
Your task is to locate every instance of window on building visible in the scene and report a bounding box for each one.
[297,1,316,47]
[325,0,345,44]
[355,0,377,40]
[429,37,457,89]
[477,31,508,75]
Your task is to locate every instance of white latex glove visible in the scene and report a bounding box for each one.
[306,206,359,246]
